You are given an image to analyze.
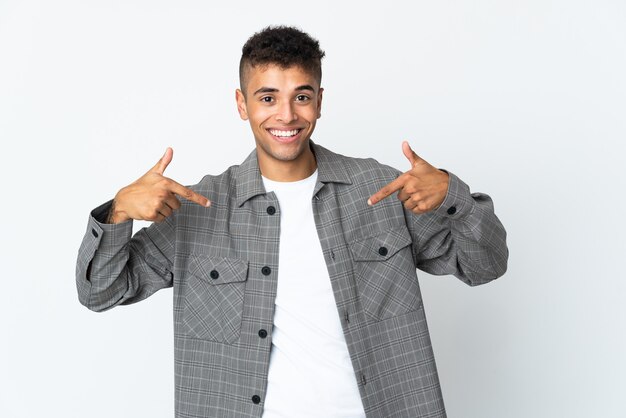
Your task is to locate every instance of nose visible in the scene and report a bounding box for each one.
[275,100,297,123]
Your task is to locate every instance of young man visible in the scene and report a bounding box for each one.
[76,26,508,418]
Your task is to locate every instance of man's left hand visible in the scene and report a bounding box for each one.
[368,141,449,214]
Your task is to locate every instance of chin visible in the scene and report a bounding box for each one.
[260,136,310,162]
[269,147,306,162]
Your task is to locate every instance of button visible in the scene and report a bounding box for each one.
[209,270,219,280]
[266,206,276,215]
[258,329,268,338]
[91,228,99,238]
[378,246,388,256]
[261,266,271,276]
[447,206,457,215]
[251,395,261,404]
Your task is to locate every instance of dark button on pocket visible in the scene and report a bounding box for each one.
[258,329,268,338]
[447,206,457,215]
[261,266,272,276]
[349,227,420,321]
[252,395,261,404]
[184,255,248,344]
[91,228,99,238]
[266,206,276,215]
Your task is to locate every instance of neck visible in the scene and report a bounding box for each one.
[258,146,317,182]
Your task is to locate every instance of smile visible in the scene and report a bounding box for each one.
[268,129,302,138]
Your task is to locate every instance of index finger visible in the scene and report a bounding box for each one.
[165,179,211,207]
[367,175,406,206]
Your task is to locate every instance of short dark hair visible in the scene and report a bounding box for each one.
[239,26,325,94]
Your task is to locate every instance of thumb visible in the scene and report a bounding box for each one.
[402,141,421,167]
[152,147,173,174]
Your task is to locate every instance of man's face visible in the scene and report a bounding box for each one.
[236,64,323,176]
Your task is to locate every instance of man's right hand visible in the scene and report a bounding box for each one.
[107,148,211,224]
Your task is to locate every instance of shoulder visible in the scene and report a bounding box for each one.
[186,164,238,197]
[347,155,400,183]
[313,142,401,185]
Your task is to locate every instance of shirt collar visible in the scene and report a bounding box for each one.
[235,140,352,207]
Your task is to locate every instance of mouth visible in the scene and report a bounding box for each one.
[267,128,304,143]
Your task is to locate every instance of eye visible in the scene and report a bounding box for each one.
[296,94,310,102]
[260,96,274,103]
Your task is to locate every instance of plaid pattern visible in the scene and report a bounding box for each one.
[76,142,508,418]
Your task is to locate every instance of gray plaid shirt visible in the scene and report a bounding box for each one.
[76,142,508,418]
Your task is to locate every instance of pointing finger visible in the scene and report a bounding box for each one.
[367,175,406,206]
[152,147,173,175]
[165,179,211,207]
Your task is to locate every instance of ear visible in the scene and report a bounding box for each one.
[236,89,248,120]
[316,87,324,119]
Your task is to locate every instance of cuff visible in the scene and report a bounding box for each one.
[434,171,474,220]
[86,200,134,253]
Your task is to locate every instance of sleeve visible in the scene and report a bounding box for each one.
[75,200,176,312]
[406,171,508,286]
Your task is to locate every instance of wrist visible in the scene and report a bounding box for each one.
[434,170,450,209]
[107,198,131,224]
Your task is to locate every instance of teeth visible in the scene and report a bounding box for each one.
[269,129,300,137]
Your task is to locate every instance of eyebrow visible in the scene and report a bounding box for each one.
[253,84,316,96]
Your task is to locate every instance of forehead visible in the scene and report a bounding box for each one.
[244,64,319,93]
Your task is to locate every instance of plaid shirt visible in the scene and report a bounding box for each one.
[76,142,508,418]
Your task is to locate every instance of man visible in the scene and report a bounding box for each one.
[76,26,508,418]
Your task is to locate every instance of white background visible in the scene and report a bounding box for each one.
[1,1,625,417]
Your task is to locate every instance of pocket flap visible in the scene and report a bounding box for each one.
[188,254,249,284]
[350,227,412,261]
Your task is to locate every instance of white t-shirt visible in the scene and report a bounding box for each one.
[261,170,366,418]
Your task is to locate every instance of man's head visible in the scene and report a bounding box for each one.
[236,26,326,181]
[239,26,325,97]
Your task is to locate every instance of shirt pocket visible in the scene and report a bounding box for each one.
[182,254,249,344]
[350,227,421,321]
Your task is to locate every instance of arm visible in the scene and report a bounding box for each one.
[368,141,508,285]
[406,172,508,285]
[75,148,211,312]
[76,200,176,312]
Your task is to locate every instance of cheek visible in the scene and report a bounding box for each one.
[299,106,318,122]
[309,110,321,123]
[249,107,272,125]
